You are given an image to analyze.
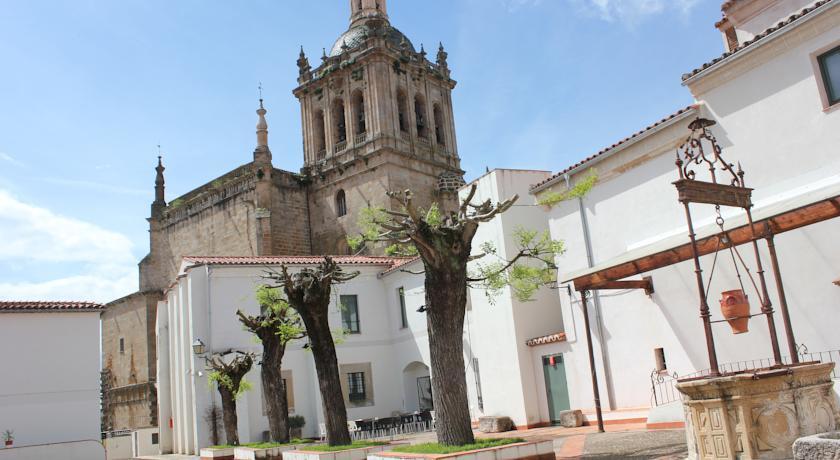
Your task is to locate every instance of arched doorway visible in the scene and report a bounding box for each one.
[402,362,432,412]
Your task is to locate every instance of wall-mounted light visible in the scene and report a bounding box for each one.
[416,305,427,313]
[192,339,206,356]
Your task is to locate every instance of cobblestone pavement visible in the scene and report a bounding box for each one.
[574,430,687,459]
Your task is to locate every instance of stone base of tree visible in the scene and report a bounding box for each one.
[556,410,583,428]
[369,440,554,460]
[478,416,514,433]
[793,432,840,459]
[200,447,235,460]
[282,443,402,460]
[235,443,310,460]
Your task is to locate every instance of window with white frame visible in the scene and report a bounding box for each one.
[818,45,840,107]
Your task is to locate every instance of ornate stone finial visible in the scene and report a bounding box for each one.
[297,46,311,77]
[437,42,449,68]
[152,152,166,217]
[256,90,268,148]
[419,43,427,60]
[321,47,329,63]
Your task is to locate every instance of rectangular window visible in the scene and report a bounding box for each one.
[819,45,840,106]
[119,337,125,354]
[341,295,360,334]
[151,432,159,445]
[398,287,408,329]
[348,372,366,401]
[654,348,667,372]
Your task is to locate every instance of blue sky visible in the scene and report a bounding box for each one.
[0,0,723,301]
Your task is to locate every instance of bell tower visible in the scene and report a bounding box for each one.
[294,0,465,255]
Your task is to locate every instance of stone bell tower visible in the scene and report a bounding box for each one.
[294,0,465,255]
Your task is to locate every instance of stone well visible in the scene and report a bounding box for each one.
[677,362,839,460]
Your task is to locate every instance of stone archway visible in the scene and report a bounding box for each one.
[402,361,432,412]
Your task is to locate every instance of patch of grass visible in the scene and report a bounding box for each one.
[302,441,388,452]
[391,438,525,455]
[209,439,306,449]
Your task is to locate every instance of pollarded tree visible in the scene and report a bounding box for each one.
[264,257,359,446]
[237,286,306,443]
[350,186,567,446]
[207,351,256,446]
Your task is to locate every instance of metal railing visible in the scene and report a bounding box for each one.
[650,348,840,407]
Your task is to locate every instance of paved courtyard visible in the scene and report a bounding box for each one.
[136,423,688,460]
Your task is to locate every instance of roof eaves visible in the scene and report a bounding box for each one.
[529,105,698,195]
[682,0,836,84]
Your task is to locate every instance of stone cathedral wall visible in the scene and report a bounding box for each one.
[140,165,262,291]
[270,170,313,255]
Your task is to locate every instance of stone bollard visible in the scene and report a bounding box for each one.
[557,410,584,428]
[478,416,514,433]
[793,432,840,459]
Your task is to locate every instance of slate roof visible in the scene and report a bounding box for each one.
[0,301,104,313]
[682,0,836,82]
[529,105,697,193]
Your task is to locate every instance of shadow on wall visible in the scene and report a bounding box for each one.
[0,440,105,460]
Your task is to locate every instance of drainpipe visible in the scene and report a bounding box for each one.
[564,174,616,411]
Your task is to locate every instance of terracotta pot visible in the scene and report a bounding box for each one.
[720,289,750,334]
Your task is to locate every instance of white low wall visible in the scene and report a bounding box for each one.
[104,435,133,460]
[0,440,105,460]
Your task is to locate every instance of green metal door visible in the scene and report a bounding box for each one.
[542,354,571,423]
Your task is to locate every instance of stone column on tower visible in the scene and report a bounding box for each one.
[350,0,388,25]
[252,97,274,256]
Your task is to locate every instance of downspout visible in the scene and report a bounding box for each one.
[564,173,616,411]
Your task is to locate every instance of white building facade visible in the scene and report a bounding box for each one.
[529,0,840,422]
[0,302,103,449]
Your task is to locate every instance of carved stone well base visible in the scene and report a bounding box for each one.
[676,362,839,459]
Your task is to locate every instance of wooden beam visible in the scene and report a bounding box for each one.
[591,276,654,295]
[572,195,840,291]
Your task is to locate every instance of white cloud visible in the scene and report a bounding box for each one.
[0,152,25,168]
[0,271,137,303]
[576,0,699,25]
[0,190,138,302]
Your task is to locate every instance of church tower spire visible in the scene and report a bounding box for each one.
[253,85,272,165]
[350,0,388,26]
[151,154,166,218]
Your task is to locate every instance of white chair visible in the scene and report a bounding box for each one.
[318,423,326,441]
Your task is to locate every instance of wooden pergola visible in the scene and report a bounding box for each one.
[562,185,840,431]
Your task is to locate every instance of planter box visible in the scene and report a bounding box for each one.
[369,440,554,460]
[235,444,308,460]
[283,443,402,460]
[201,447,235,460]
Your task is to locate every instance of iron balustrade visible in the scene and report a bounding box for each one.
[650,348,840,407]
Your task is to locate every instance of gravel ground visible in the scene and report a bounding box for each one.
[581,429,688,459]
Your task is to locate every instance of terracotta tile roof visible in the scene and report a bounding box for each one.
[182,255,415,268]
[526,331,567,347]
[378,257,422,277]
[0,301,103,313]
[529,105,697,193]
[682,0,835,82]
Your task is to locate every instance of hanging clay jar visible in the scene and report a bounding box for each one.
[720,289,750,334]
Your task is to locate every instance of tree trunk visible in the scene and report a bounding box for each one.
[425,262,475,446]
[300,307,352,446]
[262,338,290,443]
[218,387,240,446]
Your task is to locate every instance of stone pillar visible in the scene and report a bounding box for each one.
[677,363,839,459]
